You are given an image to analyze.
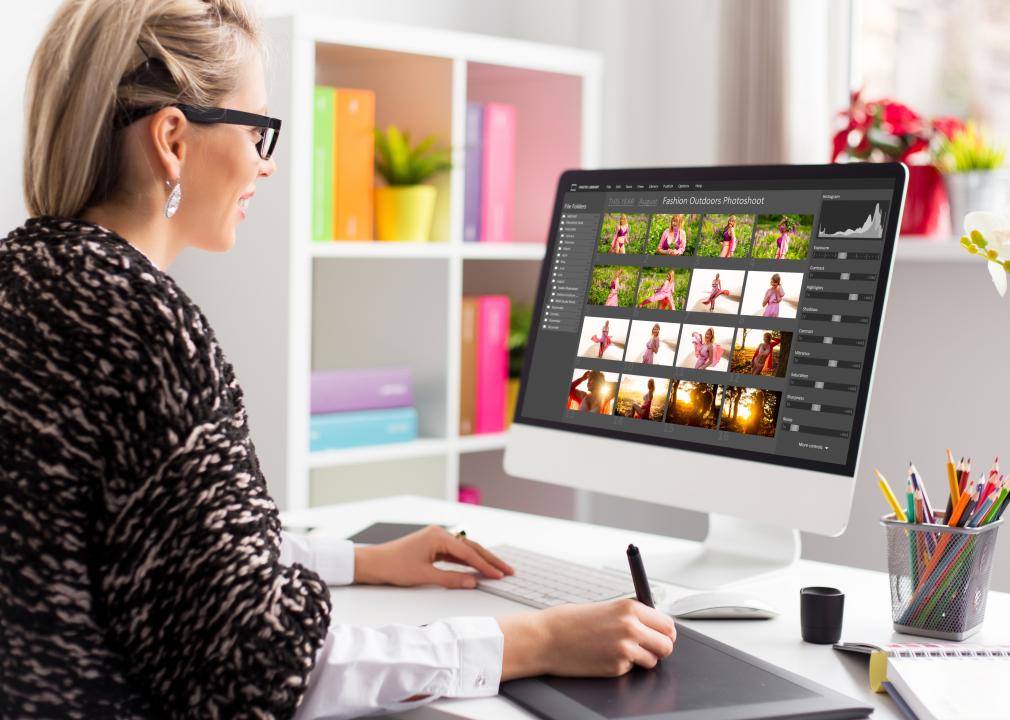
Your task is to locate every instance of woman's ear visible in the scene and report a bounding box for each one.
[147,107,188,182]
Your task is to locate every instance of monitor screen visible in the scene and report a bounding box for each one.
[514,164,905,477]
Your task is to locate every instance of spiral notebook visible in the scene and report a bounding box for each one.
[835,641,1010,720]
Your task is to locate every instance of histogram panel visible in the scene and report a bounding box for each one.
[818,200,889,239]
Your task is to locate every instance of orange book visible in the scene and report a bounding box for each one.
[459,297,478,435]
[332,89,375,241]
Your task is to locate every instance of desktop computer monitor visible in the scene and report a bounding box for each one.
[504,163,907,589]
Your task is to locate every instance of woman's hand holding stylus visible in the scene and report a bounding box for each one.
[497,598,676,680]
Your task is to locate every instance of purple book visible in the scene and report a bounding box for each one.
[310,367,414,414]
[463,102,484,243]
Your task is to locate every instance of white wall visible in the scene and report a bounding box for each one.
[7,0,1009,593]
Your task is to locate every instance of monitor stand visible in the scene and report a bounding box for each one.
[608,514,801,590]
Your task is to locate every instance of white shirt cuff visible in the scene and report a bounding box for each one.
[442,616,504,698]
[292,616,504,719]
[279,530,355,585]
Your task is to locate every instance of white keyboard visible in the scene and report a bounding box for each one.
[475,544,646,609]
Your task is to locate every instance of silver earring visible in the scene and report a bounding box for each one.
[164,178,182,218]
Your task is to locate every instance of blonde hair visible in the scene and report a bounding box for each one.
[23,0,266,218]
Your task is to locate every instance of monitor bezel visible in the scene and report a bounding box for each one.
[512,163,907,479]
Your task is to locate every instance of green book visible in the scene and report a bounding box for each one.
[312,86,334,242]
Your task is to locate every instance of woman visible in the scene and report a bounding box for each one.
[775,216,792,260]
[750,332,781,375]
[627,378,655,420]
[0,2,676,718]
[637,269,676,310]
[605,268,624,306]
[700,271,729,311]
[719,215,737,257]
[656,214,686,255]
[569,369,609,413]
[762,273,786,317]
[691,328,722,370]
[641,323,661,364]
[609,213,630,253]
[591,319,613,357]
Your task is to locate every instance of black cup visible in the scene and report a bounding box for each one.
[800,586,844,644]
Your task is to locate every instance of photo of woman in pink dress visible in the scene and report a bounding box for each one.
[615,374,669,422]
[627,378,655,419]
[606,270,624,306]
[691,328,722,370]
[775,217,793,260]
[568,370,613,414]
[762,273,785,317]
[656,215,686,256]
[750,332,781,374]
[578,316,629,361]
[719,215,737,258]
[591,320,612,357]
[641,324,661,364]
[740,270,800,318]
[700,272,730,312]
[609,214,630,254]
[637,270,676,310]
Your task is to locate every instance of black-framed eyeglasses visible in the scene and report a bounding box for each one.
[112,103,282,160]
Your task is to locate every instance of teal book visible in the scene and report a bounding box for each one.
[309,407,418,452]
[312,86,334,242]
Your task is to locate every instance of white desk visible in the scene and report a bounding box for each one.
[281,495,1010,719]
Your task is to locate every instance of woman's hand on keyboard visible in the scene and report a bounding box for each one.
[498,597,677,680]
[353,525,514,588]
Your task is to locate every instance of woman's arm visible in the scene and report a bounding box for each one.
[94,295,332,719]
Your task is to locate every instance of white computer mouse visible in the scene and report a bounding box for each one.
[666,591,779,620]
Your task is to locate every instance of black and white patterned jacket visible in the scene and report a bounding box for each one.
[0,216,331,719]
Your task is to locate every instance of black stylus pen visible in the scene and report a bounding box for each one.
[626,543,654,608]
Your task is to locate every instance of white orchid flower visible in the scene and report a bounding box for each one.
[962,211,1010,296]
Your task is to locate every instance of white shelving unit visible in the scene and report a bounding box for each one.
[169,14,602,511]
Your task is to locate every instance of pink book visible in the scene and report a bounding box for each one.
[474,295,510,434]
[479,102,517,243]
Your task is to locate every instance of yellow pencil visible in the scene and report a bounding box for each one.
[945,448,959,505]
[876,469,908,522]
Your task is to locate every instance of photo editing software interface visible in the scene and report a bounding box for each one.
[518,175,896,473]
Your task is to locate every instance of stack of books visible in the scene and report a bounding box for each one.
[310,368,417,452]
[460,295,511,435]
[312,86,376,242]
[463,101,518,243]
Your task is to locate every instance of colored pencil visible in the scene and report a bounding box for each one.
[945,456,963,521]
[966,495,997,527]
[910,464,936,524]
[906,476,915,526]
[945,448,959,506]
[876,469,907,522]
[994,487,1010,521]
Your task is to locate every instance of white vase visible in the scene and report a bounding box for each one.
[944,169,1010,234]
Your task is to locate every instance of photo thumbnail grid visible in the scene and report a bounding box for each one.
[597,211,813,261]
[567,367,783,439]
[586,265,805,321]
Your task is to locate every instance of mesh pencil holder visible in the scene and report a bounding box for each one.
[881,513,1002,641]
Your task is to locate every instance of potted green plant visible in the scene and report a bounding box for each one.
[936,121,1009,234]
[374,125,452,242]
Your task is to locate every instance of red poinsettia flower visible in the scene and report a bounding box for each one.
[932,116,966,140]
[880,100,924,136]
[832,91,962,165]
